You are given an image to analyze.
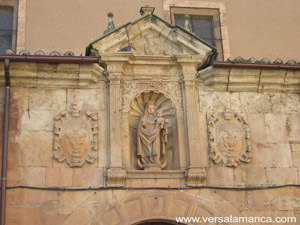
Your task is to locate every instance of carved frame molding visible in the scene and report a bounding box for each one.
[208,107,251,167]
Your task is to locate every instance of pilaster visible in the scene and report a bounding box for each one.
[105,61,127,187]
[177,56,208,186]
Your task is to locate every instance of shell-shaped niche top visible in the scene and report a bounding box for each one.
[129,91,176,129]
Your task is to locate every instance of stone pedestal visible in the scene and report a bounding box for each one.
[144,164,162,171]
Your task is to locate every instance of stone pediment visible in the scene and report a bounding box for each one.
[86,14,217,59]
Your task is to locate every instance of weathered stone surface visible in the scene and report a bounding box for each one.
[206,166,235,186]
[46,168,73,187]
[29,88,66,111]
[265,114,288,143]
[21,110,54,131]
[244,167,267,185]
[247,113,267,143]
[73,168,104,187]
[251,143,293,167]
[287,114,300,142]
[67,89,104,111]
[7,189,58,204]
[21,167,46,187]
[62,207,92,225]
[266,168,298,185]
[19,131,53,167]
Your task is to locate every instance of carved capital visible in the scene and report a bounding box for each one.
[186,167,206,187]
[106,167,127,187]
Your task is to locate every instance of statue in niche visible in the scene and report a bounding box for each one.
[137,101,169,170]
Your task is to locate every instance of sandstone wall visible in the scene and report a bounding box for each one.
[1,61,300,224]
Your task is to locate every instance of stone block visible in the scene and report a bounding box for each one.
[73,168,104,187]
[6,204,66,225]
[240,92,272,113]
[58,191,95,215]
[62,207,92,225]
[246,190,273,211]
[292,152,300,168]
[265,114,288,143]
[46,168,73,187]
[67,89,103,111]
[29,88,66,111]
[266,168,298,185]
[281,94,300,114]
[6,206,42,225]
[7,168,22,186]
[244,167,267,186]
[206,165,234,186]
[19,131,53,167]
[291,144,300,152]
[270,93,282,113]
[287,114,300,142]
[21,167,46,187]
[247,113,267,143]
[251,143,293,168]
[229,92,241,112]
[7,189,58,204]
[215,190,247,211]
[21,110,54,131]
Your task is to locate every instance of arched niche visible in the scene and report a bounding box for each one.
[129,90,180,170]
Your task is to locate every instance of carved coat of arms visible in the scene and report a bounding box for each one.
[208,107,251,167]
[54,104,98,167]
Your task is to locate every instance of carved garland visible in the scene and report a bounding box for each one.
[208,107,251,167]
[54,104,98,167]
[122,81,182,112]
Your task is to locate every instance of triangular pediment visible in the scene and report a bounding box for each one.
[86,14,217,58]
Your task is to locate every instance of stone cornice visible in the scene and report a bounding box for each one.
[198,66,300,93]
[0,62,105,88]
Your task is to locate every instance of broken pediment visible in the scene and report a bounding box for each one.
[86,12,217,59]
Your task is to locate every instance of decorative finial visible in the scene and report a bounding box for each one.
[103,12,115,35]
[140,6,155,16]
[184,14,191,32]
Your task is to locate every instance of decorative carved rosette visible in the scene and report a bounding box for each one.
[54,104,98,167]
[208,107,251,167]
[121,81,182,112]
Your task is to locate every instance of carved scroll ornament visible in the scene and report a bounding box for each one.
[54,104,98,167]
[208,107,251,167]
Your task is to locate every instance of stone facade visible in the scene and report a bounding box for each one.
[1,10,300,225]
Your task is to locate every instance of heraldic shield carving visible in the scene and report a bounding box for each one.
[54,104,98,167]
[208,107,251,167]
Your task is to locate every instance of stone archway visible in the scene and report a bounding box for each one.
[84,190,245,225]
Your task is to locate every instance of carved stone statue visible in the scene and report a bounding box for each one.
[137,101,168,170]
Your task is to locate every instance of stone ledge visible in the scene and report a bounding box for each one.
[198,67,300,93]
[127,170,185,179]
[0,62,104,88]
